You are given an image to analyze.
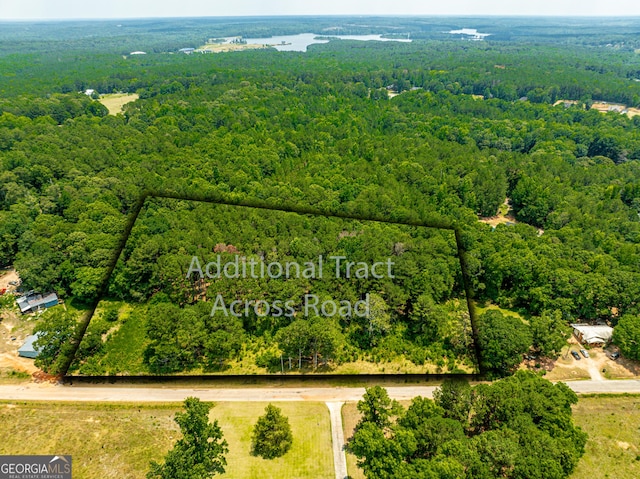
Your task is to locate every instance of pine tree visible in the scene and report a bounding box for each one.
[251,404,293,459]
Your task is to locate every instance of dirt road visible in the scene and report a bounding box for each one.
[1,380,639,403]
[0,384,439,402]
[2,379,639,479]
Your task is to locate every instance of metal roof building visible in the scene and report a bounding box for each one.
[571,324,614,345]
[16,292,58,314]
[18,332,43,359]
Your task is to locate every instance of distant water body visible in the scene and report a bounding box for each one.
[448,28,491,40]
[226,33,412,52]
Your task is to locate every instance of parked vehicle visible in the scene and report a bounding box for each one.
[610,352,620,360]
[571,350,581,360]
[580,349,589,358]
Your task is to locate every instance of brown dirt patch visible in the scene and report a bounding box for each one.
[0,269,19,292]
[0,352,38,374]
[199,43,268,53]
[626,107,640,118]
[479,198,518,227]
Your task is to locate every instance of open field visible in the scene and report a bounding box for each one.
[0,401,333,479]
[217,402,333,479]
[0,401,177,479]
[342,394,640,479]
[198,43,268,53]
[553,99,579,107]
[626,107,640,117]
[570,395,640,479]
[591,102,627,114]
[3,392,639,479]
[98,93,139,115]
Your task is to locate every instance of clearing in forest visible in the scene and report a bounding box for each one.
[198,42,268,53]
[478,197,517,228]
[98,93,139,115]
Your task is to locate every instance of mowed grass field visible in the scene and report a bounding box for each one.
[0,401,333,479]
[97,93,139,115]
[342,394,640,479]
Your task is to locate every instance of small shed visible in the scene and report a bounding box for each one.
[571,323,613,346]
[18,332,43,359]
[16,292,59,314]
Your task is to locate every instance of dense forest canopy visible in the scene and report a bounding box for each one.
[348,373,587,478]
[2,16,640,375]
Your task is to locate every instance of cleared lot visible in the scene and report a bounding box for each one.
[98,93,139,115]
[0,401,333,479]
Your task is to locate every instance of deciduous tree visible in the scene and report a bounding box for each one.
[147,397,227,479]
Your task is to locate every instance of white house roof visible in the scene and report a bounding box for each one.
[571,324,613,344]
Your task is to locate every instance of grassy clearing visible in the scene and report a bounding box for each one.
[343,394,640,479]
[0,369,31,383]
[211,354,451,375]
[342,402,366,479]
[95,306,149,374]
[215,402,333,479]
[570,395,640,479]
[98,93,139,115]
[0,401,333,479]
[0,401,178,479]
[473,302,525,321]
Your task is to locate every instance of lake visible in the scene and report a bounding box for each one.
[449,28,491,40]
[225,33,412,52]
